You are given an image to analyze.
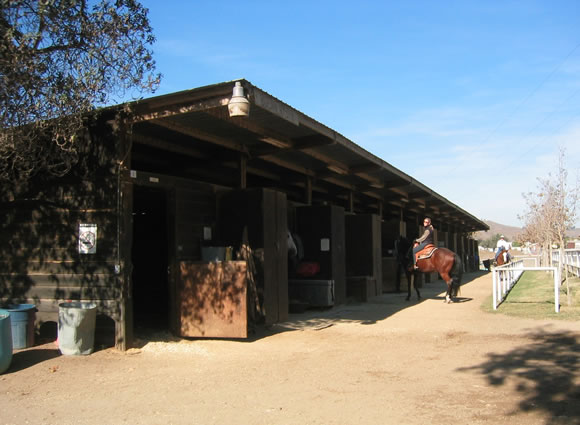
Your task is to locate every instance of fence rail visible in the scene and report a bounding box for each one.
[492,260,560,313]
[552,249,580,278]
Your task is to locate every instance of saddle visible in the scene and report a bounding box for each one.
[415,244,437,263]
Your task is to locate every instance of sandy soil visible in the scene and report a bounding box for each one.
[2,271,580,425]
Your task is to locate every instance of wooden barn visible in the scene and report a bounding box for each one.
[0,80,488,350]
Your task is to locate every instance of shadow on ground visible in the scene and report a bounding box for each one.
[458,328,580,425]
[126,271,487,347]
[4,348,61,374]
[256,271,485,336]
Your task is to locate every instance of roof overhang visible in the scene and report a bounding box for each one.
[124,80,488,232]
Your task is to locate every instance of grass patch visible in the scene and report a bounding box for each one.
[481,271,580,321]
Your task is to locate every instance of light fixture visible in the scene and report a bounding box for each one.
[228,81,250,117]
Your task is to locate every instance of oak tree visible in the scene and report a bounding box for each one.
[0,0,160,182]
[520,147,579,304]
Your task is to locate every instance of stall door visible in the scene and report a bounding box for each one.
[176,261,247,338]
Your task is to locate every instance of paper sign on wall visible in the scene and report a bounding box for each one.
[320,238,330,252]
[79,223,97,254]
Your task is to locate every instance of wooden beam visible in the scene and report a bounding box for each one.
[359,190,383,200]
[388,186,410,197]
[383,179,411,189]
[151,119,248,154]
[132,133,210,160]
[349,163,382,174]
[131,98,229,123]
[259,155,316,177]
[292,134,335,149]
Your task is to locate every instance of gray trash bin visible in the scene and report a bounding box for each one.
[58,302,97,355]
[6,303,36,349]
[0,310,12,374]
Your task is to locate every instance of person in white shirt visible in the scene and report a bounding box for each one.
[495,235,511,261]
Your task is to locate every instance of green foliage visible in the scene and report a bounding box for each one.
[0,0,161,182]
[478,233,505,249]
[477,239,491,249]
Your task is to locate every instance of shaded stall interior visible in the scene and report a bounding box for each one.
[288,205,346,309]
[345,213,382,302]
[131,185,169,333]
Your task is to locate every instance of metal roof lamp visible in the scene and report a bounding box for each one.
[228,81,250,117]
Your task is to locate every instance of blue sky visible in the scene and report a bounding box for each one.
[138,0,580,228]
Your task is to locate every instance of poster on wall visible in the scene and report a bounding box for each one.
[79,223,97,254]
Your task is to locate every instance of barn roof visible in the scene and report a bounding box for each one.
[126,79,488,232]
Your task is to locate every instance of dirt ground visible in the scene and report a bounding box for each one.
[2,271,580,425]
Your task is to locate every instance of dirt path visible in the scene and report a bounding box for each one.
[2,271,580,425]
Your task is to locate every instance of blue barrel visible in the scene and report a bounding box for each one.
[0,310,12,374]
[58,302,97,355]
[6,304,36,349]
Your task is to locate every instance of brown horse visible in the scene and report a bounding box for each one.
[408,242,463,303]
[494,248,510,266]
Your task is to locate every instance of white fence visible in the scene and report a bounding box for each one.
[552,249,580,278]
[492,260,560,313]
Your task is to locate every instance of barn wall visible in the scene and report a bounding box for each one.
[0,115,123,347]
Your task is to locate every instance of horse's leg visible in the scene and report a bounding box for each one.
[446,282,453,303]
[415,275,421,301]
[441,272,453,303]
[405,271,421,301]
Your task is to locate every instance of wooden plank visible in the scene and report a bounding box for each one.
[117,179,134,351]
[177,261,247,338]
[331,205,346,305]
[275,191,289,322]
[131,96,229,123]
[262,190,277,325]
[7,285,120,301]
[261,190,288,324]
[0,273,116,287]
[152,119,246,153]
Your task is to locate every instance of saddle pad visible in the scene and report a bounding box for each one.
[417,244,437,259]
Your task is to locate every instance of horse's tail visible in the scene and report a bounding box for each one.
[451,253,463,296]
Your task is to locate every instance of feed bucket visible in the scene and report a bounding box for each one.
[58,302,97,355]
[0,310,12,374]
[6,304,36,349]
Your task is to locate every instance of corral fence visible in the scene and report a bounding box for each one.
[492,259,560,313]
[552,248,580,278]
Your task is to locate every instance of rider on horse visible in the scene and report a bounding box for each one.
[494,235,511,263]
[413,217,435,270]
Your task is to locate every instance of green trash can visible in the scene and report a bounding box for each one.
[58,302,97,355]
[6,304,36,349]
[0,310,12,374]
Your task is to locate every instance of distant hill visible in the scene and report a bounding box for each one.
[474,220,580,241]
[474,221,522,242]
